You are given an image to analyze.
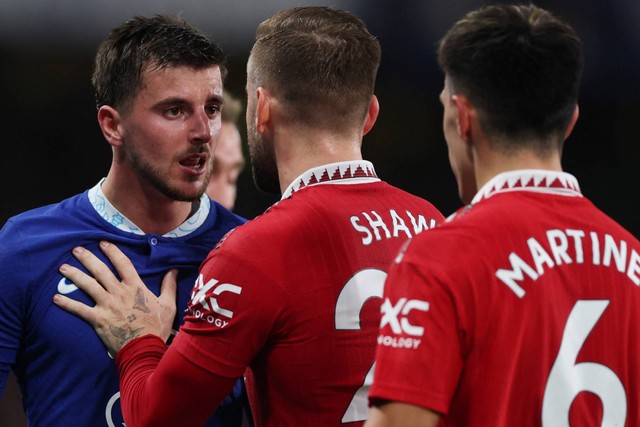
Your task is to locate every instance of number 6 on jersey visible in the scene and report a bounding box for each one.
[542,300,626,426]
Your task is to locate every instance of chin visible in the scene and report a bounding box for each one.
[163,183,206,202]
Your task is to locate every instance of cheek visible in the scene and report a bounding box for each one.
[210,117,222,137]
[443,109,457,134]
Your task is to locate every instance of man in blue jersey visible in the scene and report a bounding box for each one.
[0,15,250,427]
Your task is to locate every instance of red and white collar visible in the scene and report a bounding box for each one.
[471,169,582,204]
[281,160,380,200]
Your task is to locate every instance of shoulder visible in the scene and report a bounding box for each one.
[1,193,89,237]
[192,198,248,244]
[209,198,247,226]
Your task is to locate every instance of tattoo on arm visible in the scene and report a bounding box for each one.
[133,287,151,313]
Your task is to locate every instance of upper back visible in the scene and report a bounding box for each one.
[182,162,443,426]
[374,170,640,426]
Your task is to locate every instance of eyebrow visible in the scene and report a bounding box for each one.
[152,94,224,109]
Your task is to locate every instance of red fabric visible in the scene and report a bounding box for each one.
[116,335,237,426]
[174,179,443,426]
[370,173,640,426]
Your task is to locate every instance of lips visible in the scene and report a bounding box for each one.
[179,154,207,173]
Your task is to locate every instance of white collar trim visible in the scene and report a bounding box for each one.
[281,160,380,200]
[88,179,210,237]
[471,169,582,204]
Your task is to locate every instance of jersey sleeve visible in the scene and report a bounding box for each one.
[369,241,465,415]
[0,220,30,390]
[172,233,285,380]
[117,335,238,426]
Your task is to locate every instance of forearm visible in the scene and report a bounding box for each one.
[117,335,168,426]
[365,402,441,427]
[116,334,238,427]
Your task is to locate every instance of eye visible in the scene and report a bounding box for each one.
[165,107,183,117]
[206,104,221,117]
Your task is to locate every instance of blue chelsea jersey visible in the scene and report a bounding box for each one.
[0,184,247,426]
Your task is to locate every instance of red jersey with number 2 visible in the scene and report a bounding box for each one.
[369,170,640,426]
[176,161,444,426]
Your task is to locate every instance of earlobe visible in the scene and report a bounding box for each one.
[97,106,123,146]
[362,95,380,136]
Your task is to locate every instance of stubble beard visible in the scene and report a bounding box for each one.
[247,126,280,195]
[126,143,211,202]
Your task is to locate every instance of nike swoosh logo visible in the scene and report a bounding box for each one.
[57,277,79,295]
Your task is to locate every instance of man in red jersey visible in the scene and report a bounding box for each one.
[52,6,444,427]
[366,4,640,427]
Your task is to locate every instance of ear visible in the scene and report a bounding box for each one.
[97,106,124,147]
[255,87,272,135]
[452,94,473,143]
[362,95,380,136]
[564,104,579,140]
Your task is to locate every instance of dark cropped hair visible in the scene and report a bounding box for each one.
[92,15,226,110]
[438,4,582,149]
[248,6,381,130]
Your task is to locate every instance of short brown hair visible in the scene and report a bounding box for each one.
[248,6,380,131]
[222,90,243,125]
[92,15,226,111]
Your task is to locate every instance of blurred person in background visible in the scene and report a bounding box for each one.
[207,90,246,211]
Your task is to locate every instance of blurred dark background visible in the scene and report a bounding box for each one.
[0,0,638,424]
[1,0,638,235]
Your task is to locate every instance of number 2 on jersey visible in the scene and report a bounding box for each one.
[542,300,626,426]
[335,268,387,423]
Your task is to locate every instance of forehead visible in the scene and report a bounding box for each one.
[139,64,223,98]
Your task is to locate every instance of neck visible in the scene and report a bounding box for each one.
[101,171,197,235]
[474,144,563,192]
[274,127,364,193]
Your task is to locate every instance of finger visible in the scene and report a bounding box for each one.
[59,264,107,302]
[158,269,179,341]
[71,246,122,292]
[52,293,97,325]
[98,241,142,288]
[159,269,178,313]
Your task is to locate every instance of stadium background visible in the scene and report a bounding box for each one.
[1,0,638,424]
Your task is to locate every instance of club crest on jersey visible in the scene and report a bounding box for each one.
[188,274,242,328]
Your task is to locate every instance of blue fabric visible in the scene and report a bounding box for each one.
[0,190,250,426]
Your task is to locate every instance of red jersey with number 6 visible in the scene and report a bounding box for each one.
[369,170,640,426]
[176,161,444,426]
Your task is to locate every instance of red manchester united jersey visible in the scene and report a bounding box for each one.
[171,161,444,426]
[369,170,640,426]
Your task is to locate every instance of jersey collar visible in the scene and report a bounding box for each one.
[281,160,380,200]
[471,169,582,204]
[88,179,211,237]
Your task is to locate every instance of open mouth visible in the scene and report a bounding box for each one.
[179,154,207,172]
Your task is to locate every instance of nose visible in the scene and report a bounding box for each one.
[190,109,213,145]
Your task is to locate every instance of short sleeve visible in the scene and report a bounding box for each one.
[369,247,465,414]
[0,220,30,389]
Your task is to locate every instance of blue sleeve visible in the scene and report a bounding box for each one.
[0,220,30,392]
